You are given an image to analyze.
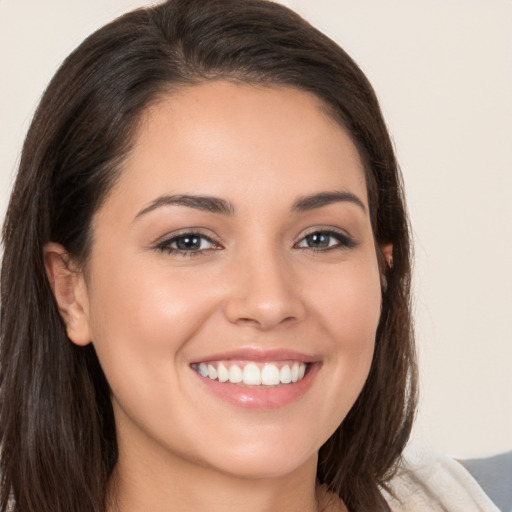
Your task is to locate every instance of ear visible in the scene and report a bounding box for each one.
[381,243,393,268]
[379,243,393,293]
[43,242,92,346]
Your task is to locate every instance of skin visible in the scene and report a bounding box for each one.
[45,82,387,512]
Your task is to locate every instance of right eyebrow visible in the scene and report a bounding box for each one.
[133,194,235,221]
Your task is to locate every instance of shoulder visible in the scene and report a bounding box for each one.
[383,442,500,512]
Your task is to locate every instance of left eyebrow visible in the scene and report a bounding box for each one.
[292,191,367,213]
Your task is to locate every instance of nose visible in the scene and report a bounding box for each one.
[224,249,306,330]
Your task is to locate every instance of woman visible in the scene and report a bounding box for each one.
[0,1,497,511]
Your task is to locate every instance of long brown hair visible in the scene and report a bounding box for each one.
[0,1,416,511]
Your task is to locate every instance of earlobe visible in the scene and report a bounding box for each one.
[43,242,92,346]
[381,243,393,268]
[379,243,393,293]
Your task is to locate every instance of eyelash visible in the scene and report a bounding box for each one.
[154,229,356,257]
[294,229,356,252]
[155,231,220,257]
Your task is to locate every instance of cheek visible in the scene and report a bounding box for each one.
[306,258,381,421]
[84,262,226,453]
[312,257,382,348]
[85,256,219,387]
[335,265,381,375]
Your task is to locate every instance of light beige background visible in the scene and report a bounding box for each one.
[1,0,511,458]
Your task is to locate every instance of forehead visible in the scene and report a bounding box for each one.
[110,81,368,212]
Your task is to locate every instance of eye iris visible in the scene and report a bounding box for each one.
[306,233,330,248]
[176,235,201,250]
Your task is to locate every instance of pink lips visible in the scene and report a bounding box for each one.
[191,348,320,410]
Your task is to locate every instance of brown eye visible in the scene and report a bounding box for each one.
[156,232,219,255]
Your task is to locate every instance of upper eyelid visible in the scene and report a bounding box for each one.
[296,226,353,240]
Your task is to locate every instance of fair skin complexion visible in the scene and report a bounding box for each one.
[45,82,390,512]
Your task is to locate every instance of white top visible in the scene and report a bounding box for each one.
[384,443,500,512]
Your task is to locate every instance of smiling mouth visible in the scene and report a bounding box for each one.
[191,360,308,386]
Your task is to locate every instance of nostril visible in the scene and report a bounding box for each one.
[238,317,260,325]
[235,314,298,330]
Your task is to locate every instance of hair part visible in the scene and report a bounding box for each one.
[1,1,416,511]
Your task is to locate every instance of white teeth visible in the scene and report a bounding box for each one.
[291,362,299,382]
[196,361,308,385]
[217,363,229,382]
[207,364,217,380]
[198,363,208,377]
[280,365,292,384]
[261,364,281,385]
[243,363,261,385]
[228,365,243,383]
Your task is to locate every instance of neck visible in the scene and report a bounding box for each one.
[108,436,320,512]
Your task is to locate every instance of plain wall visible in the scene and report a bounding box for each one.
[1,0,511,459]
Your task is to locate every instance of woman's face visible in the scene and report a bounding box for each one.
[76,82,382,479]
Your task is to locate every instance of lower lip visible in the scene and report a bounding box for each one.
[193,363,319,410]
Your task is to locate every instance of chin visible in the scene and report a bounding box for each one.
[209,450,317,481]
[191,425,322,480]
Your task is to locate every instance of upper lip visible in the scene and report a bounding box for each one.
[190,348,319,365]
